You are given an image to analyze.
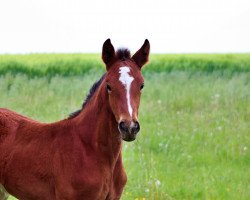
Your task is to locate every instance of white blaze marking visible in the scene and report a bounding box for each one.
[119,66,134,117]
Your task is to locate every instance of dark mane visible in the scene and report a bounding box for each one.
[69,74,106,119]
[116,48,131,61]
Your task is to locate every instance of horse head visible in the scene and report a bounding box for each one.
[102,39,150,141]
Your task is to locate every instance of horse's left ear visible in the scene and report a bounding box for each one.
[102,39,115,70]
[132,39,150,69]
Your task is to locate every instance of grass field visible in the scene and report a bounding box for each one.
[0,54,250,199]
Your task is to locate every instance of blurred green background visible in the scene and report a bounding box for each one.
[0,54,249,199]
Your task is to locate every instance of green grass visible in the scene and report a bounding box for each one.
[0,54,250,199]
[1,54,250,78]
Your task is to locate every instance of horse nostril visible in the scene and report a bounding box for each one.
[119,121,128,132]
[132,121,140,134]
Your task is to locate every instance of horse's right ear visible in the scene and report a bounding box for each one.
[102,39,115,70]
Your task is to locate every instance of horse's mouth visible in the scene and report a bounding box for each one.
[121,134,136,142]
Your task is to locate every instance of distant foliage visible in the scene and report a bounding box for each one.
[149,54,250,74]
[0,53,250,77]
[0,54,104,78]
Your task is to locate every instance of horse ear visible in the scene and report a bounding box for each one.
[102,39,115,70]
[132,39,150,68]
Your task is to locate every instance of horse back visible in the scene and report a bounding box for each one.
[0,108,37,141]
[0,108,42,172]
[0,108,20,142]
[0,108,55,199]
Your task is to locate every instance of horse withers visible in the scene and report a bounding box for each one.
[0,39,150,200]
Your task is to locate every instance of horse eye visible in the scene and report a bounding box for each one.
[140,83,144,90]
[106,84,112,93]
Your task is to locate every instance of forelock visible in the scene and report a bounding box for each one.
[116,48,131,61]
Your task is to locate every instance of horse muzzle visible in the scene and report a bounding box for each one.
[118,120,140,142]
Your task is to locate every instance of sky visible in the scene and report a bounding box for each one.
[0,0,250,54]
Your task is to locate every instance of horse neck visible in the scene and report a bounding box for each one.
[72,84,122,163]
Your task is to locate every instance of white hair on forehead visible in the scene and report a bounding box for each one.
[119,66,134,117]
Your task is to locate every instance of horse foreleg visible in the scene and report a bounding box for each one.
[106,154,127,200]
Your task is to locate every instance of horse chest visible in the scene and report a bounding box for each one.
[72,156,126,199]
[53,154,116,199]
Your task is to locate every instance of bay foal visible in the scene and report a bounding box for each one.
[0,39,150,200]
